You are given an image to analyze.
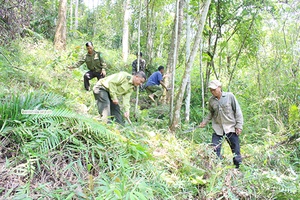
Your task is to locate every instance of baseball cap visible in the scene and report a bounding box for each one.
[208,80,222,89]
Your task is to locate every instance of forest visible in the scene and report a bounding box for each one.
[0,0,299,199]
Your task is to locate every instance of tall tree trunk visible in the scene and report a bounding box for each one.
[164,0,185,104]
[54,0,67,50]
[200,38,205,118]
[70,0,73,33]
[134,0,142,117]
[185,0,191,123]
[157,30,164,58]
[204,17,212,95]
[74,0,79,33]
[92,0,96,37]
[146,0,155,67]
[122,0,130,62]
[205,15,220,83]
[170,0,211,131]
[169,0,180,124]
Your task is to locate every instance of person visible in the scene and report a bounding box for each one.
[69,42,107,91]
[132,52,146,75]
[93,71,146,125]
[144,66,169,103]
[199,80,243,168]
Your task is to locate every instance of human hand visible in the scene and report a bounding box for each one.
[101,70,106,77]
[112,99,119,105]
[163,74,170,79]
[199,122,206,128]
[124,112,130,118]
[235,128,242,135]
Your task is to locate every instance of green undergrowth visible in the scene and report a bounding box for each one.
[0,38,299,199]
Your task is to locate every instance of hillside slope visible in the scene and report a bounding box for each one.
[0,39,299,199]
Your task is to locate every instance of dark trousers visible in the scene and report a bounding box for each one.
[93,88,124,125]
[84,70,103,91]
[212,132,242,168]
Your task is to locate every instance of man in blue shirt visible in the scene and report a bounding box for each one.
[145,66,169,103]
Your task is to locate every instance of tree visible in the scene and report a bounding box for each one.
[0,0,32,45]
[74,0,79,34]
[227,12,257,88]
[30,1,58,39]
[170,0,211,131]
[165,0,185,106]
[134,0,142,118]
[199,38,205,119]
[201,0,263,90]
[168,0,181,123]
[122,0,130,62]
[70,0,73,32]
[146,0,155,67]
[185,0,192,123]
[54,0,67,50]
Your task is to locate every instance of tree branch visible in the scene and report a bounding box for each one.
[0,51,27,72]
[228,13,257,88]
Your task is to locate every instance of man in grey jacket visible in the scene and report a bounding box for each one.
[199,80,243,168]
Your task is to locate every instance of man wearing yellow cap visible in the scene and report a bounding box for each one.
[199,80,243,168]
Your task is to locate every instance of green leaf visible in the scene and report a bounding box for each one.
[133,191,148,200]
[114,189,122,198]
[65,192,75,200]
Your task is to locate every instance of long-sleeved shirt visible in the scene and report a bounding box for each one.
[203,92,243,136]
[132,59,146,74]
[93,72,134,113]
[73,50,106,72]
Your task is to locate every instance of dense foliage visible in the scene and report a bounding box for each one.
[0,0,32,44]
[0,0,299,199]
[0,36,299,200]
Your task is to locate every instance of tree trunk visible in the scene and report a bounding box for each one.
[168,0,180,124]
[70,0,73,33]
[74,0,79,32]
[92,0,96,37]
[54,0,67,50]
[157,30,164,58]
[205,15,220,83]
[200,38,205,118]
[170,0,211,131]
[185,0,191,123]
[164,0,185,104]
[134,0,142,117]
[146,0,155,67]
[122,0,130,62]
